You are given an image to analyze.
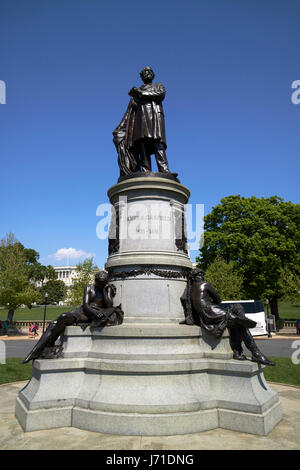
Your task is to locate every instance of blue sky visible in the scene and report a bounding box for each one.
[0,0,299,268]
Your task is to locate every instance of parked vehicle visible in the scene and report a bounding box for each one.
[221,300,268,336]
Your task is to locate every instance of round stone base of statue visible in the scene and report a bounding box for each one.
[15,324,282,436]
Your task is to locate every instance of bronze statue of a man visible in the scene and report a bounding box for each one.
[113,66,173,175]
[22,271,123,363]
[181,268,275,366]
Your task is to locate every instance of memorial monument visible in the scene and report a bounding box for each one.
[16,67,282,436]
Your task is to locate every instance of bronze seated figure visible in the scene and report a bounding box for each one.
[22,271,124,364]
[180,268,275,366]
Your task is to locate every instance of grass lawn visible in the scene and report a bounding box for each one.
[1,299,299,323]
[278,300,300,320]
[0,358,32,385]
[0,306,72,322]
[0,357,299,387]
[262,357,300,387]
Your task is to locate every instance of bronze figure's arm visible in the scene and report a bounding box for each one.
[206,282,222,304]
[82,285,102,320]
[129,84,165,102]
[103,283,116,308]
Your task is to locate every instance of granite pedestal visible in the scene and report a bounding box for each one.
[16,324,282,435]
[15,176,282,435]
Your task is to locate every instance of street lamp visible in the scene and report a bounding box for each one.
[266,299,272,338]
[42,292,48,334]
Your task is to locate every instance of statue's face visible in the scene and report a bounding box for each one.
[140,68,154,83]
[192,270,204,282]
[95,271,108,285]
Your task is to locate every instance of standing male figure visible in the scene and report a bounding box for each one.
[113,67,173,175]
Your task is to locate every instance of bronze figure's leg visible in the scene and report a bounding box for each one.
[226,303,256,329]
[154,141,170,173]
[240,327,275,366]
[229,324,275,365]
[137,140,152,172]
[21,310,87,364]
[229,325,247,360]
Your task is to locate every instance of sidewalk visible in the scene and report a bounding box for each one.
[0,334,42,341]
[0,381,299,450]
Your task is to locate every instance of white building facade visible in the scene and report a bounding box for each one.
[54,266,78,287]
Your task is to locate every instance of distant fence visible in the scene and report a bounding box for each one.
[279,320,298,329]
[11,321,51,328]
[0,321,51,335]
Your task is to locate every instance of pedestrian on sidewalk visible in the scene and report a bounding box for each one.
[3,321,9,336]
[33,322,39,337]
[28,324,34,338]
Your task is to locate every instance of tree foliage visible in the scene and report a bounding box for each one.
[69,258,99,306]
[201,256,244,300]
[39,279,67,304]
[0,233,39,320]
[197,195,300,320]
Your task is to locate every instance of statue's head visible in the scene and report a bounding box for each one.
[140,66,155,83]
[189,268,204,282]
[94,270,109,286]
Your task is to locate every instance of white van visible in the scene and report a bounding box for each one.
[220,300,268,336]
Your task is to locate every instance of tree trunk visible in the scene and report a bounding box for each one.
[269,297,280,329]
[6,309,15,323]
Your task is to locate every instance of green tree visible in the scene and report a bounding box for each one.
[197,195,300,325]
[202,257,244,300]
[23,249,57,286]
[69,258,99,306]
[39,279,67,304]
[279,268,300,302]
[0,233,39,322]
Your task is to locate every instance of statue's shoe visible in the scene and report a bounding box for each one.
[21,354,37,364]
[179,319,194,325]
[251,353,275,366]
[232,350,248,361]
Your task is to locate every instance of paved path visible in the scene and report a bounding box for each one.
[245,338,300,358]
[3,339,39,358]
[0,381,299,450]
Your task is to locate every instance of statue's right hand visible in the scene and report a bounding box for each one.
[128,87,135,96]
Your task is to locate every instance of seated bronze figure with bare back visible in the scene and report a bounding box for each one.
[180,268,275,366]
[22,271,123,363]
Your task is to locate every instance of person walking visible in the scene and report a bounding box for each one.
[33,322,39,337]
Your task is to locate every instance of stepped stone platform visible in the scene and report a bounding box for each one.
[15,323,282,436]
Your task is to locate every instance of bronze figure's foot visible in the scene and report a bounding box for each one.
[251,352,275,366]
[179,319,194,325]
[21,351,39,364]
[232,350,247,361]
